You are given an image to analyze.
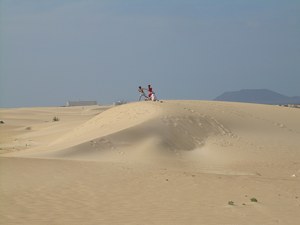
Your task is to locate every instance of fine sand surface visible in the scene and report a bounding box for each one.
[1,101,300,225]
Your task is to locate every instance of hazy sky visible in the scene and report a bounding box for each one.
[1,0,299,107]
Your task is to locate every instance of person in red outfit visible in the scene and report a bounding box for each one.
[147,84,158,101]
[147,84,153,98]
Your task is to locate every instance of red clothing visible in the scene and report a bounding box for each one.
[148,87,153,97]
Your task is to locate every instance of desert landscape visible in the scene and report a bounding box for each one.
[0,100,300,225]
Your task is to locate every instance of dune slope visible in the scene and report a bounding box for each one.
[16,101,233,160]
[7,101,299,168]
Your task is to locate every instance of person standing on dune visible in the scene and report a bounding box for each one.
[138,86,148,101]
[147,84,153,99]
[147,84,158,101]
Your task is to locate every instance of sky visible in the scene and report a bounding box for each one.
[0,0,299,107]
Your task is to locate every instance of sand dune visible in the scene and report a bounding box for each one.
[31,101,232,160]
[1,101,300,225]
[8,101,300,165]
[0,105,110,154]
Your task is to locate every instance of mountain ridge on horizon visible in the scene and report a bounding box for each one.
[214,89,300,105]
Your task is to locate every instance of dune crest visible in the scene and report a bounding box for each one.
[32,101,233,160]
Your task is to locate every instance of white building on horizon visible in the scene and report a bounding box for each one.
[66,101,97,107]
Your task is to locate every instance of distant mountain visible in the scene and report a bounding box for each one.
[214,89,300,105]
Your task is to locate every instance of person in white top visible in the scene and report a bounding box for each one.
[138,86,148,101]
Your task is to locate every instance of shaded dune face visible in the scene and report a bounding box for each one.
[53,115,228,158]
[44,102,231,159]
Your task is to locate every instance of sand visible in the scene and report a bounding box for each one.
[1,101,300,225]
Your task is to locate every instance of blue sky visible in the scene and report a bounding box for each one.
[0,0,299,107]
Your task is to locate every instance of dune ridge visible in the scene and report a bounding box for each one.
[20,101,236,161]
[6,100,299,167]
